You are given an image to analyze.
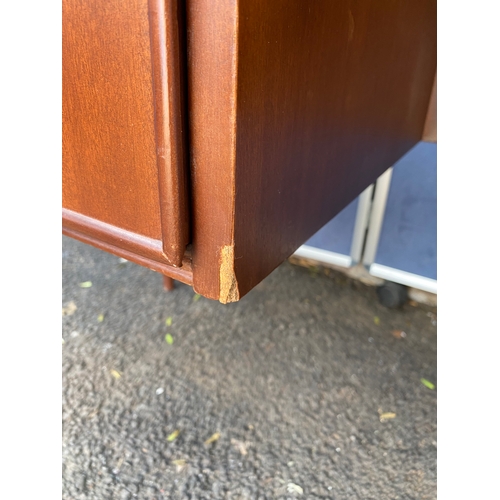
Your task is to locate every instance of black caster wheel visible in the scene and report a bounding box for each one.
[376,281,408,308]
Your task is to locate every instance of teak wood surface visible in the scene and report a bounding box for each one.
[62,0,189,268]
[62,0,437,303]
[188,0,436,302]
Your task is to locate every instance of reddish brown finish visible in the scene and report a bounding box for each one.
[188,0,437,302]
[148,0,190,264]
[422,74,437,143]
[63,209,193,285]
[62,0,189,266]
[187,0,239,302]
[162,276,175,291]
[63,0,436,303]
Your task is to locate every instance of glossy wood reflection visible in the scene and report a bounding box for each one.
[188,0,437,301]
[62,0,189,266]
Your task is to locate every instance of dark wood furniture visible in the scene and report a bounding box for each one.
[63,0,437,303]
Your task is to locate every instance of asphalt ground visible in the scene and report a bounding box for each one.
[62,236,437,500]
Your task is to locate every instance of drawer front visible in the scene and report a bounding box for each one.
[63,0,189,267]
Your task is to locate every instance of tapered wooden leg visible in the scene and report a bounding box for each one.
[163,275,175,291]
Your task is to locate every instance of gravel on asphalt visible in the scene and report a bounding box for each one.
[62,236,437,499]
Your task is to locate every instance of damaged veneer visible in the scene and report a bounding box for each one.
[63,0,436,304]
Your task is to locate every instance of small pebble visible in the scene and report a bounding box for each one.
[156,387,164,395]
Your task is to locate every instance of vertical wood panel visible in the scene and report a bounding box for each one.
[233,0,437,298]
[187,0,239,301]
[148,0,190,265]
[63,0,189,266]
[188,0,437,302]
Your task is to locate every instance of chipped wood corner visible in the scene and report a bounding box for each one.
[219,244,240,304]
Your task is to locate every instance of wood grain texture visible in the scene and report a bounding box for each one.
[63,0,189,266]
[188,0,437,302]
[187,0,239,301]
[422,74,437,142]
[63,209,193,285]
[148,0,190,264]
[63,208,193,283]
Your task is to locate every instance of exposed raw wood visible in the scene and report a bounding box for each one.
[422,74,437,143]
[63,0,436,302]
[188,0,437,301]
